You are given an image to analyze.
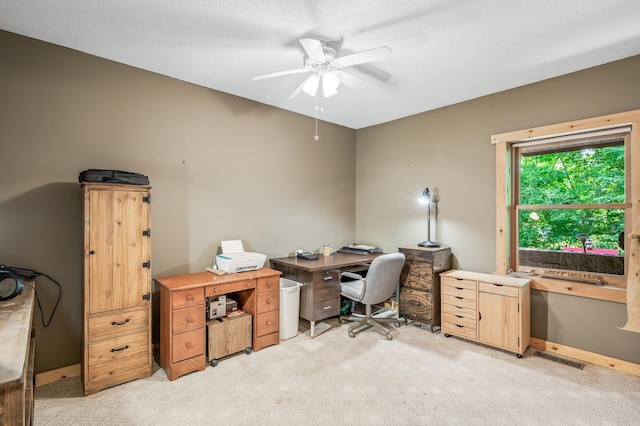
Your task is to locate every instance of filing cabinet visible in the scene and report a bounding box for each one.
[441,270,530,357]
[300,270,341,322]
[398,245,451,329]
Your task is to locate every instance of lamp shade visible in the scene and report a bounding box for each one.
[302,74,320,96]
[322,72,339,98]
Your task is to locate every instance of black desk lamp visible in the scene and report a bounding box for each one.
[418,187,440,247]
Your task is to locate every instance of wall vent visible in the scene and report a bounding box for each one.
[534,351,585,370]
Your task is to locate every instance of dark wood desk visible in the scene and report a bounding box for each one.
[270,252,381,337]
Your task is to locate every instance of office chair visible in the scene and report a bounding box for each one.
[339,252,406,340]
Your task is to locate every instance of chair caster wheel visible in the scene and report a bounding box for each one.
[386,334,393,341]
[444,333,450,337]
[394,322,401,328]
[348,331,355,338]
[245,347,252,355]
[210,359,219,367]
[517,353,523,358]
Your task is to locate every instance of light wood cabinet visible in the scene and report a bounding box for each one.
[398,246,451,329]
[82,183,152,395]
[441,270,530,357]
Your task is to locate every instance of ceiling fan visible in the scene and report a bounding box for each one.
[252,38,392,100]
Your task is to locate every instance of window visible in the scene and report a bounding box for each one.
[492,110,640,302]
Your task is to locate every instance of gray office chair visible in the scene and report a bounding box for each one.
[340,252,405,340]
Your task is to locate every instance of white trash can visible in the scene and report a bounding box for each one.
[279,278,302,340]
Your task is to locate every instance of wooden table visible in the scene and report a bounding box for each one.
[0,282,35,426]
[270,252,381,337]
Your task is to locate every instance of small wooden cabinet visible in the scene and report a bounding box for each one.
[398,245,451,329]
[82,183,152,395]
[207,313,252,366]
[441,270,530,357]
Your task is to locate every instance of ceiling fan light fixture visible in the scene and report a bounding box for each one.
[302,74,320,96]
[322,71,339,98]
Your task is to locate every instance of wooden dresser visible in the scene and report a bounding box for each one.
[155,268,281,381]
[398,245,451,329]
[441,270,530,357]
[82,183,153,395]
[0,282,35,426]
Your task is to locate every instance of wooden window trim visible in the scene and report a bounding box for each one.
[492,109,640,303]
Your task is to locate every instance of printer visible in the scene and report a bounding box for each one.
[215,240,266,273]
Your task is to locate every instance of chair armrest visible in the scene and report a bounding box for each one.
[341,271,363,281]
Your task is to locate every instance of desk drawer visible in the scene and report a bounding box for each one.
[87,330,150,382]
[172,328,205,363]
[479,282,519,297]
[399,288,433,321]
[206,279,255,297]
[443,321,477,340]
[442,294,477,310]
[88,306,148,339]
[172,288,205,310]
[312,295,340,320]
[257,276,279,293]
[442,312,476,329]
[257,289,279,313]
[442,277,476,291]
[172,306,205,334]
[442,303,476,320]
[255,310,278,337]
[400,260,433,291]
[443,285,476,300]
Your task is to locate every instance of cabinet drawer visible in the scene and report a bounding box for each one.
[442,277,476,291]
[257,276,279,293]
[442,294,477,310]
[443,321,477,340]
[87,330,150,382]
[206,279,255,297]
[313,295,340,320]
[172,306,205,334]
[442,312,476,329]
[399,288,433,321]
[400,261,433,291]
[172,328,205,363]
[172,288,205,310]
[255,310,279,337]
[443,285,476,300]
[257,290,279,313]
[442,302,476,319]
[479,282,519,297]
[88,306,148,339]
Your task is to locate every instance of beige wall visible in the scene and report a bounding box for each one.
[355,55,640,363]
[2,28,640,372]
[0,30,356,372]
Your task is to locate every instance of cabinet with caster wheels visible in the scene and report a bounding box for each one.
[441,270,530,357]
[207,313,252,366]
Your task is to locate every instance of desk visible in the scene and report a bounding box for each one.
[0,282,35,426]
[155,268,281,381]
[270,252,381,337]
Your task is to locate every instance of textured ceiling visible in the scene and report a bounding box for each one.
[2,1,640,129]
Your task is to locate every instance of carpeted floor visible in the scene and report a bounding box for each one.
[34,320,640,425]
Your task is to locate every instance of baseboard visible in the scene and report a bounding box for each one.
[35,363,81,387]
[530,337,640,377]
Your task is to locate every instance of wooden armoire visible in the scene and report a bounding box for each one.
[82,183,152,395]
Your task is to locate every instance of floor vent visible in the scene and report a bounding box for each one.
[534,351,585,370]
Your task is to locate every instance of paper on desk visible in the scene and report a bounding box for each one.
[221,240,244,254]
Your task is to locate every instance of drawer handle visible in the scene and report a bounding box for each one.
[266,299,272,304]
[479,312,482,321]
[455,278,463,280]
[246,281,252,287]
[111,319,130,326]
[186,317,194,323]
[213,288,219,293]
[186,295,195,300]
[110,345,130,353]
[266,320,272,326]
[266,281,273,288]
[322,276,334,281]
[455,314,463,318]
[186,342,193,349]
[493,283,504,287]
[455,296,463,300]
[411,272,422,277]
[454,305,463,309]
[455,324,464,328]
[410,300,421,306]
[455,287,463,290]
[322,305,333,310]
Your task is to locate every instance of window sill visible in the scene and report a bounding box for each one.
[529,276,626,303]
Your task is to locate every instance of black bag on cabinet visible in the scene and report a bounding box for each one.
[79,169,149,185]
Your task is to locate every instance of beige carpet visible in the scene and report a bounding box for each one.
[35,320,640,425]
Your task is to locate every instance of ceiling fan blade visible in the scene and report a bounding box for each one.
[252,68,310,80]
[335,46,391,67]
[334,70,367,90]
[299,38,326,62]
[288,74,317,100]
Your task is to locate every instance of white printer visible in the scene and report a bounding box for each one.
[215,240,266,273]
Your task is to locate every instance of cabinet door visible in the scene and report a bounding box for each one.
[88,189,150,313]
[477,291,519,351]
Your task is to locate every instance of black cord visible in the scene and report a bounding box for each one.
[8,266,62,328]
